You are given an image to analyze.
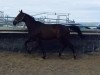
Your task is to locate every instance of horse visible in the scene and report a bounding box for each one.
[13,10,82,59]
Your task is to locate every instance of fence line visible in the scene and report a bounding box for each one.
[0,16,99,31]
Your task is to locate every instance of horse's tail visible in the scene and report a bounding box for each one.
[68,25,83,38]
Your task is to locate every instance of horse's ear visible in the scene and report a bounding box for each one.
[21,10,23,13]
[19,10,23,13]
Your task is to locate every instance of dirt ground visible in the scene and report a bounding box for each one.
[0,51,100,75]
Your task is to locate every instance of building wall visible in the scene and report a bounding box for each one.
[0,33,99,54]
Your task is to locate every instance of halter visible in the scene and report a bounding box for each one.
[14,13,26,23]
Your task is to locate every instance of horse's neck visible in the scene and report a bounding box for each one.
[23,15,37,32]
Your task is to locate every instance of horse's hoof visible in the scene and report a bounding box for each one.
[42,56,46,59]
[74,56,77,60]
[27,51,31,54]
[58,53,61,57]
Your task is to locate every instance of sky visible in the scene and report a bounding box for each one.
[0,0,100,22]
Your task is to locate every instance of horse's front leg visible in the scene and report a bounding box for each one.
[25,38,32,54]
[25,38,36,54]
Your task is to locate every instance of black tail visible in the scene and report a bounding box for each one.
[68,25,83,38]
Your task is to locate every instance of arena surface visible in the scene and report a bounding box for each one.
[0,51,100,75]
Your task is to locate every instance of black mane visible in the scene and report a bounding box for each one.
[24,13,36,22]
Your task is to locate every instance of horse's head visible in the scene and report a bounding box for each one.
[13,10,25,25]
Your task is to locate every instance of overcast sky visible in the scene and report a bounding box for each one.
[0,0,100,22]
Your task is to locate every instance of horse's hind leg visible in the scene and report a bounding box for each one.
[58,39,66,57]
[38,40,46,59]
[59,38,77,59]
[67,40,77,59]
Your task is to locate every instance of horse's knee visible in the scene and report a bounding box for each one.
[24,40,30,47]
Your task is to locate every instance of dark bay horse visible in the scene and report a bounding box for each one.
[13,10,82,59]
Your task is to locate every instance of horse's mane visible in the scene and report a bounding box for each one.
[24,12,44,25]
[24,13,36,22]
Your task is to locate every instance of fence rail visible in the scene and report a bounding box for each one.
[0,16,100,33]
[0,29,99,36]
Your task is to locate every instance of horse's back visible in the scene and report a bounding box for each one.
[39,24,70,39]
[38,25,60,39]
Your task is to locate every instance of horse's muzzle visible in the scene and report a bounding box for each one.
[13,20,17,25]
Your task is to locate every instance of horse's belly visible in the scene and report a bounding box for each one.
[41,33,57,40]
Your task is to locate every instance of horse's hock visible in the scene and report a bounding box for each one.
[0,31,99,54]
